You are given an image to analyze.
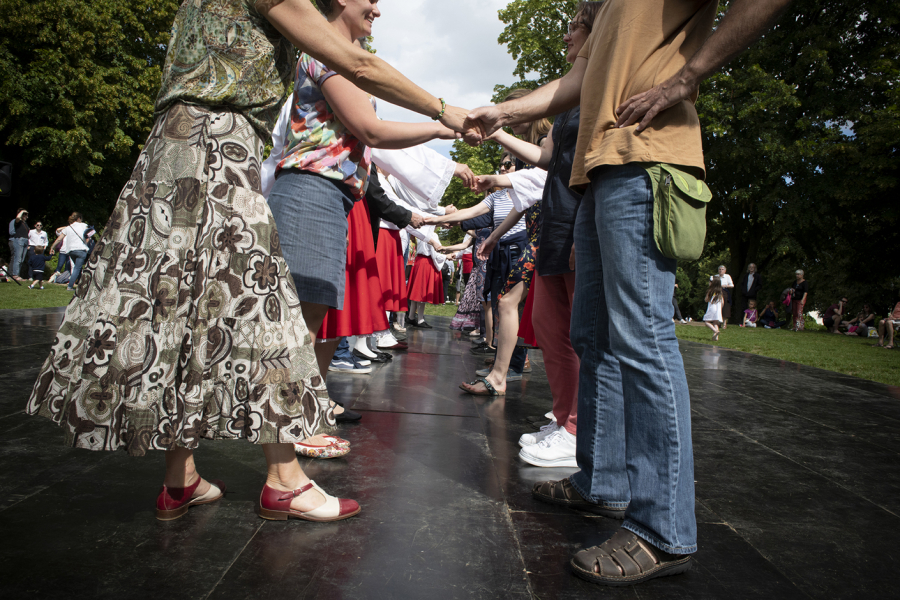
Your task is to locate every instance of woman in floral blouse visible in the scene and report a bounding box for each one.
[27,0,473,524]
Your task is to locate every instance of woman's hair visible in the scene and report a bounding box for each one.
[503,89,552,146]
[717,265,726,271]
[314,0,334,16]
[795,269,804,277]
[575,1,605,32]
[705,277,723,303]
[68,212,82,224]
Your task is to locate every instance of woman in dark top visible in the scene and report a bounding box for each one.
[790,269,809,331]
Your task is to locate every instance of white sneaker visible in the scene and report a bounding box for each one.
[518,429,577,467]
[519,423,559,448]
[377,333,399,348]
[544,411,556,422]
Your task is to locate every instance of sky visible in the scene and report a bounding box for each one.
[367,0,522,157]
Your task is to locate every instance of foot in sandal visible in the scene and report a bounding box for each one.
[570,528,692,586]
[156,476,226,521]
[258,480,360,522]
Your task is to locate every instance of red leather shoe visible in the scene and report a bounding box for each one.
[156,478,226,521]
[258,481,361,522]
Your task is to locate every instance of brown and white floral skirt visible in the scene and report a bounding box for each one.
[26,103,334,456]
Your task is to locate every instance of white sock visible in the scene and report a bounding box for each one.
[396,312,405,327]
[354,336,377,358]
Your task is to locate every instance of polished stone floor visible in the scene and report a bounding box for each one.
[0,307,898,599]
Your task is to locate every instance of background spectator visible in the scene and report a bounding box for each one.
[844,303,875,337]
[790,269,809,331]
[822,296,848,334]
[9,209,29,280]
[26,221,48,280]
[737,263,763,320]
[877,292,900,349]
[759,300,786,329]
[742,299,759,327]
[711,265,734,328]
[54,212,90,292]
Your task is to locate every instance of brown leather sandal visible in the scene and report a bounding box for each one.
[571,528,692,586]
[532,478,625,519]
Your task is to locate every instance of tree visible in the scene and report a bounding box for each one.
[0,0,179,239]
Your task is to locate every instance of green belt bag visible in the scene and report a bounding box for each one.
[646,163,712,261]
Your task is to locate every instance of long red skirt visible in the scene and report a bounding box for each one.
[375,228,407,312]
[318,199,389,339]
[407,254,444,304]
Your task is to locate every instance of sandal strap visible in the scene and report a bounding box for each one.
[478,377,498,395]
[592,530,659,577]
[277,482,314,501]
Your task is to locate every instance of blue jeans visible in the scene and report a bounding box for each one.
[11,237,28,278]
[67,250,88,288]
[568,164,696,554]
[333,337,354,362]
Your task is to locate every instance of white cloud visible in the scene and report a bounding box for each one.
[370,0,520,157]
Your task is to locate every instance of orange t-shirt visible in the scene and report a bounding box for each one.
[572,0,718,187]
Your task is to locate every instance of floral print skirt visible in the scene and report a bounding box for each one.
[26,102,334,456]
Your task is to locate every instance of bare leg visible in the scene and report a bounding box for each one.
[888,321,895,347]
[466,282,526,395]
[877,321,886,346]
[299,301,343,423]
[263,443,326,512]
[482,301,494,347]
[164,447,211,496]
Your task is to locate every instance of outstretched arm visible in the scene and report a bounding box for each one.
[489,128,553,170]
[615,0,793,131]
[476,209,525,261]
[466,58,587,136]
[423,201,490,226]
[256,0,475,135]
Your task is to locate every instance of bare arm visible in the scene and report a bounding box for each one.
[476,209,525,262]
[466,57,587,136]
[256,0,473,134]
[489,128,553,170]
[322,76,459,148]
[472,174,512,193]
[423,201,490,226]
[615,0,793,131]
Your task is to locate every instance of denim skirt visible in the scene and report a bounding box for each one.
[268,169,356,308]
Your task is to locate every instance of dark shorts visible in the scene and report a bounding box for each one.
[268,169,356,308]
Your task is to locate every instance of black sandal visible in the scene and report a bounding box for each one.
[458,377,504,396]
[571,528,692,587]
[532,479,625,519]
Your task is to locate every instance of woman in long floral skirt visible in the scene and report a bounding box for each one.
[25,0,472,523]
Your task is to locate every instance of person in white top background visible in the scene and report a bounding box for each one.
[711,265,735,328]
[26,221,48,280]
[53,212,91,292]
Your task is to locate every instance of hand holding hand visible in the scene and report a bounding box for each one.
[441,105,484,145]
[444,205,457,215]
[615,71,697,132]
[472,175,498,193]
[466,105,505,139]
[429,237,443,251]
[453,163,476,189]
[408,213,425,229]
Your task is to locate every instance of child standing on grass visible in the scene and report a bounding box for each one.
[703,276,724,340]
[742,299,758,327]
[28,246,50,289]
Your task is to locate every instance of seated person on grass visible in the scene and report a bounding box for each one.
[877,293,900,349]
[741,299,759,327]
[759,301,786,329]
[844,303,875,337]
[822,296,848,334]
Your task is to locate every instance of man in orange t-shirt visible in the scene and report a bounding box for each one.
[469,0,793,587]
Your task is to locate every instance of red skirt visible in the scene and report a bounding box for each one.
[517,280,539,347]
[407,254,444,304]
[462,253,473,274]
[318,199,389,339]
[375,228,407,312]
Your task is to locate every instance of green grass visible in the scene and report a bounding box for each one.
[0,281,73,310]
[424,302,460,317]
[675,323,900,387]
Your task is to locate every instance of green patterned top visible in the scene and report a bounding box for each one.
[155,0,295,138]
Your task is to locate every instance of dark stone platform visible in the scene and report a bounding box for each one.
[0,307,898,599]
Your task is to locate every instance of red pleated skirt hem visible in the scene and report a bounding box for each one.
[407,254,444,304]
[375,228,408,313]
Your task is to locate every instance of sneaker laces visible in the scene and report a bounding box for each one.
[537,430,565,449]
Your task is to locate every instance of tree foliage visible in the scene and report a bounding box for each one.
[0,0,179,236]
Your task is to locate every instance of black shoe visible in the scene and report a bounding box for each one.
[353,349,390,363]
[335,408,362,423]
[416,320,433,329]
[470,344,497,355]
[374,350,393,361]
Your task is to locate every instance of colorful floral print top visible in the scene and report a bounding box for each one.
[154,0,295,138]
[501,201,542,297]
[275,53,375,200]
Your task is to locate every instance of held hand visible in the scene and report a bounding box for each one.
[441,106,483,144]
[467,105,505,138]
[472,175,497,193]
[408,213,426,229]
[453,163,476,189]
[444,205,457,215]
[615,71,698,132]
[429,238,443,251]
[421,214,442,226]
[477,234,499,262]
